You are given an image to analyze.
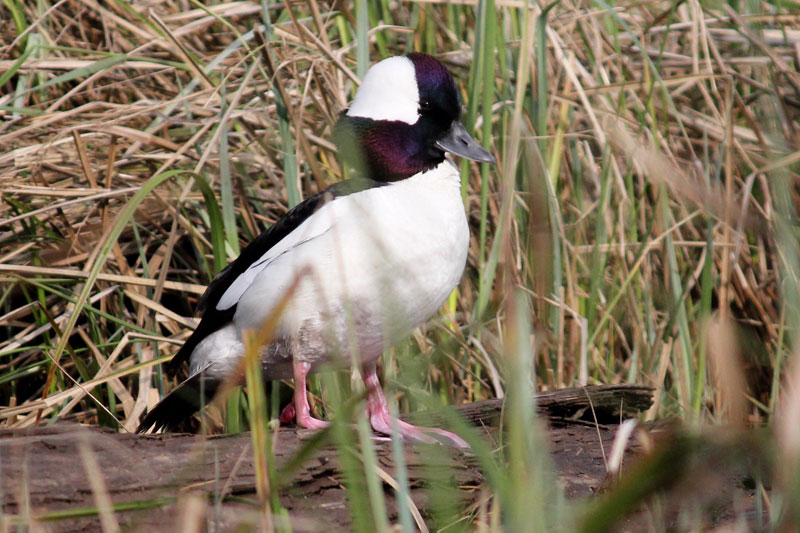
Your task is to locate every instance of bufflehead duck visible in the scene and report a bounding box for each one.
[138,53,495,447]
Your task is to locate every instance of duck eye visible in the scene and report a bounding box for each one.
[419,99,432,112]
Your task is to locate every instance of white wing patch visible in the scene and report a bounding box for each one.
[215,204,337,311]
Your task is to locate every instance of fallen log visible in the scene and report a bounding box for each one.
[406,384,655,427]
[0,384,653,532]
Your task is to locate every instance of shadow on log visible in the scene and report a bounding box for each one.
[0,385,653,532]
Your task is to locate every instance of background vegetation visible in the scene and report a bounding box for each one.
[1,0,799,530]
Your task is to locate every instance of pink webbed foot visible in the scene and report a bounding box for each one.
[281,360,330,430]
[279,403,295,424]
[363,366,469,449]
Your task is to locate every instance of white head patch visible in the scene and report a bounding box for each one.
[346,56,419,124]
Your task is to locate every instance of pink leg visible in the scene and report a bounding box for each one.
[282,360,329,430]
[363,365,469,448]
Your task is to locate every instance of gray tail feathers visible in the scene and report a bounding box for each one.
[137,371,220,433]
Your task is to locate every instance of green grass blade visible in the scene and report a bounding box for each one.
[218,85,240,259]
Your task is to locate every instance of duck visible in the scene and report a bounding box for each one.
[137,52,496,448]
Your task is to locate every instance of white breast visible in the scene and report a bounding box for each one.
[232,160,469,365]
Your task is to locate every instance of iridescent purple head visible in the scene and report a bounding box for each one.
[335,53,495,182]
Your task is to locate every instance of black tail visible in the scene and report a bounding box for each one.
[137,371,220,433]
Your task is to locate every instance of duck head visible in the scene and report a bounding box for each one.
[334,53,496,182]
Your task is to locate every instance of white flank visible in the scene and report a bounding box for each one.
[346,56,419,124]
